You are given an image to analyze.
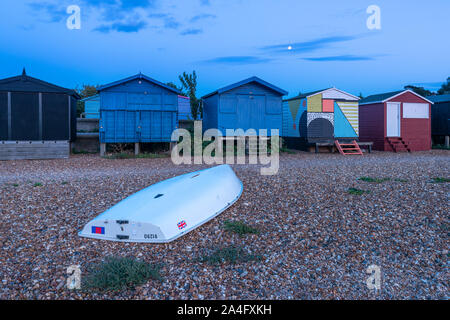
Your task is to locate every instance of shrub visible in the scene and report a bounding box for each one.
[224,220,259,236]
[82,257,161,292]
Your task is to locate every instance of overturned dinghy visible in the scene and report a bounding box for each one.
[79,165,243,243]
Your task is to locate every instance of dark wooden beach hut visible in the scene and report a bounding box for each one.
[0,69,79,160]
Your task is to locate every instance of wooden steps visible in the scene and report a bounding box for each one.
[335,140,363,156]
[387,137,411,152]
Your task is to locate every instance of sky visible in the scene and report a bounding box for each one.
[0,0,449,98]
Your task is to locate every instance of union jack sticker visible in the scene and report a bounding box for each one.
[177,220,187,230]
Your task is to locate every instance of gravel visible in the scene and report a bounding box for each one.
[0,150,448,300]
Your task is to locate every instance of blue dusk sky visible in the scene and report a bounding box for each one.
[0,0,448,98]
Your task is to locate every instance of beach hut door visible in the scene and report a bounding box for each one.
[387,102,400,137]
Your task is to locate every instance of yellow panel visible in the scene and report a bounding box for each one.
[307,94,322,112]
[337,101,359,134]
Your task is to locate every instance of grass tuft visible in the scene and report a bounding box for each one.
[432,144,450,150]
[82,257,161,292]
[33,182,43,187]
[103,153,168,160]
[358,177,390,183]
[347,187,370,195]
[431,177,450,183]
[224,220,259,236]
[199,246,262,265]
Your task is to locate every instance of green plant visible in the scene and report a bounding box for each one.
[394,178,408,183]
[432,144,450,150]
[199,246,262,265]
[431,177,450,183]
[224,220,259,236]
[82,257,161,292]
[179,71,202,120]
[103,153,169,160]
[280,147,295,154]
[62,181,68,185]
[358,177,390,183]
[347,188,370,195]
[33,182,43,187]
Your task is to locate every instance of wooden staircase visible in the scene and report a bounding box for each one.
[335,140,363,156]
[387,137,411,152]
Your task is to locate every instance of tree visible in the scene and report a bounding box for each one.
[359,92,364,99]
[166,82,185,95]
[404,85,432,97]
[437,77,450,95]
[75,84,98,118]
[179,71,202,120]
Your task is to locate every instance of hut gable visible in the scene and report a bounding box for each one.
[201,77,287,136]
[97,73,179,143]
[0,70,79,97]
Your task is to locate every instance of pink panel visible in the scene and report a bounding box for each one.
[323,99,334,113]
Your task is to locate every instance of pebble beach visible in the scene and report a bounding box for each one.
[0,150,448,300]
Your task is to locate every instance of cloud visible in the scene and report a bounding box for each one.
[149,13,181,29]
[94,20,148,33]
[83,0,156,10]
[190,13,216,23]
[28,0,159,32]
[203,56,273,65]
[261,35,362,54]
[27,2,67,23]
[302,55,374,61]
[180,28,203,36]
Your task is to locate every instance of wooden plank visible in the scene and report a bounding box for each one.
[0,141,69,160]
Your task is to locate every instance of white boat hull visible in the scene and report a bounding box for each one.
[78,165,243,243]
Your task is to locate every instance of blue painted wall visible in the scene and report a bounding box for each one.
[334,102,357,138]
[178,95,191,121]
[99,78,178,143]
[203,82,284,136]
[82,94,100,119]
[282,98,307,137]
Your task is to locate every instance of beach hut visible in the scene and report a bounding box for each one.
[428,94,450,147]
[81,94,100,119]
[97,73,181,155]
[359,90,433,152]
[282,88,360,151]
[201,77,287,136]
[0,69,78,160]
